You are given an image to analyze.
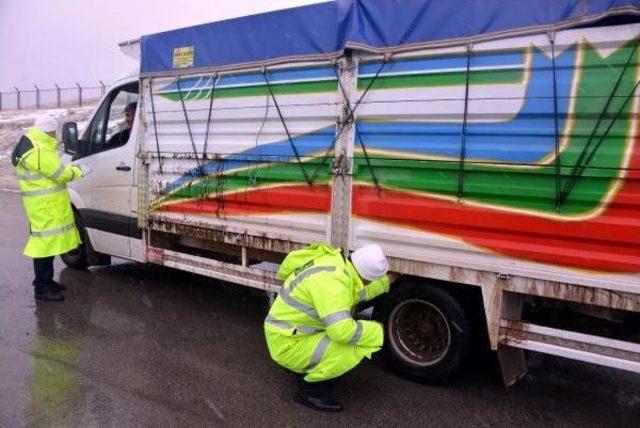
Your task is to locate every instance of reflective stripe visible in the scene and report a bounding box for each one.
[21,183,65,197]
[50,164,65,180]
[279,288,319,319]
[349,321,364,346]
[264,314,322,335]
[277,265,334,320]
[356,288,367,304]
[288,265,334,291]
[265,314,293,330]
[30,221,76,238]
[305,335,331,371]
[321,310,351,327]
[297,325,323,335]
[16,171,44,181]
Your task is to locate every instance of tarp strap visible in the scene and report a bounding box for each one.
[558,40,639,208]
[309,56,390,185]
[214,156,226,217]
[457,44,472,201]
[176,77,205,176]
[203,74,217,162]
[248,88,271,187]
[261,69,312,186]
[550,34,562,211]
[198,74,218,210]
[148,79,164,177]
[332,64,382,194]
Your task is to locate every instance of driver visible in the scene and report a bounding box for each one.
[107,101,137,147]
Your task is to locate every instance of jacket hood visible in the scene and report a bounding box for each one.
[277,243,342,280]
[27,127,57,149]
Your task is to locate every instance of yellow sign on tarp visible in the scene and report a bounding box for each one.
[173,46,194,69]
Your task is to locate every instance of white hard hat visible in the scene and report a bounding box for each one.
[351,244,389,281]
[33,114,58,133]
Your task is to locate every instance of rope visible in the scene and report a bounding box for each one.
[175,77,204,176]
[148,79,164,176]
[457,44,472,201]
[261,69,312,186]
[309,56,390,185]
[332,64,382,194]
[550,35,562,211]
[203,74,218,162]
[558,41,638,207]
[249,88,271,187]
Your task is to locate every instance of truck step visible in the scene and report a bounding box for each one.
[499,320,640,374]
[147,247,282,292]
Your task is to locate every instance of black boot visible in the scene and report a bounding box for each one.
[49,280,66,292]
[33,257,63,301]
[294,378,343,413]
[34,287,64,302]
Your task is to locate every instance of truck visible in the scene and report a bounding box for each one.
[59,0,640,385]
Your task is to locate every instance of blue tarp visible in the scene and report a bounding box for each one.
[140,0,640,74]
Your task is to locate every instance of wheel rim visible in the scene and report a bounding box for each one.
[388,298,451,366]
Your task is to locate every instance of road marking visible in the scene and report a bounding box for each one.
[0,188,20,194]
[205,399,225,421]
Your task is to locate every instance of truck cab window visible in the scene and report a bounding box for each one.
[81,82,139,156]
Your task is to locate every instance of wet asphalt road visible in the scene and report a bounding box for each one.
[1,190,640,427]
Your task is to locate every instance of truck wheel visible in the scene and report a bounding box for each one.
[61,211,89,270]
[373,282,472,383]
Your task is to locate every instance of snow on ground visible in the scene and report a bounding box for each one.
[0,106,95,189]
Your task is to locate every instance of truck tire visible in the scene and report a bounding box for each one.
[61,211,89,270]
[373,282,472,384]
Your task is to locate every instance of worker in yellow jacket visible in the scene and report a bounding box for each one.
[11,114,90,302]
[264,242,397,412]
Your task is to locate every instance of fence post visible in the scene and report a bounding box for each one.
[14,87,21,110]
[99,80,106,97]
[55,84,61,108]
[76,82,82,107]
[34,85,40,109]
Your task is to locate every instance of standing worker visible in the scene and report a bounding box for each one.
[11,114,90,302]
[264,242,398,412]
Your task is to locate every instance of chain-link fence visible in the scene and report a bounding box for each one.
[0,82,108,111]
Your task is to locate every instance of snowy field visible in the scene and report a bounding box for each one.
[0,106,95,189]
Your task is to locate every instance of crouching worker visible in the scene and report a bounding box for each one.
[264,242,397,412]
[11,114,90,302]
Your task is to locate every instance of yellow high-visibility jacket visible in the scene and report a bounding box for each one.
[264,243,390,382]
[12,127,84,258]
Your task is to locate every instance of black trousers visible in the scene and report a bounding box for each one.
[297,375,342,398]
[32,256,55,292]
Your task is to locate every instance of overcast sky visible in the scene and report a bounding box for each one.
[0,0,326,92]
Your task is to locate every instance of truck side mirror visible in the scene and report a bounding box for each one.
[62,122,79,155]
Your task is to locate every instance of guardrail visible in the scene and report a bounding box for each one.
[0,82,109,111]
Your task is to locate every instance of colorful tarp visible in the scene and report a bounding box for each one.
[140,0,640,74]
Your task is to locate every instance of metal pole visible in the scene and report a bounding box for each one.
[14,87,20,110]
[34,85,40,109]
[55,84,61,108]
[99,80,105,97]
[76,82,82,107]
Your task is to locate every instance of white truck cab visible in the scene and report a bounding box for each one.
[63,73,143,262]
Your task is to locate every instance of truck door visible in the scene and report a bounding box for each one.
[74,82,139,258]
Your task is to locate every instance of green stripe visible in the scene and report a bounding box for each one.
[358,68,523,90]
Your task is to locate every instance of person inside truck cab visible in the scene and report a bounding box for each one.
[107,101,137,148]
